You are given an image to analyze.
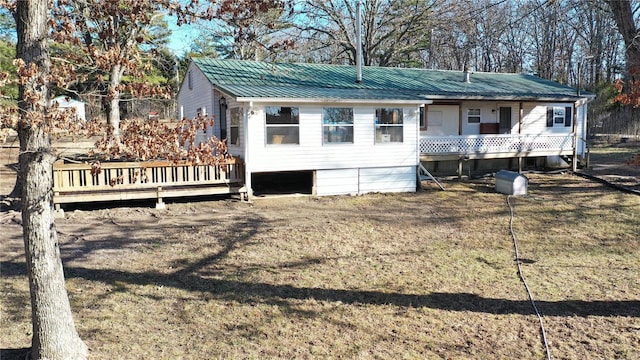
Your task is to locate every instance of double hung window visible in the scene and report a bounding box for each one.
[467,108,481,123]
[546,106,572,127]
[375,108,403,143]
[266,107,300,144]
[229,108,241,145]
[323,107,354,144]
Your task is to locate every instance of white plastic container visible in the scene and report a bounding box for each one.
[495,170,528,196]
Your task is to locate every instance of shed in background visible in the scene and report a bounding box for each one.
[52,96,86,122]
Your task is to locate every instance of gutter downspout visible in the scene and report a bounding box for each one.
[518,102,524,172]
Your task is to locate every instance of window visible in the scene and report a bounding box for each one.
[553,107,565,124]
[419,107,425,129]
[188,70,193,90]
[375,108,403,143]
[266,106,300,144]
[546,106,572,127]
[230,107,241,145]
[323,107,354,144]
[219,98,227,140]
[467,108,481,123]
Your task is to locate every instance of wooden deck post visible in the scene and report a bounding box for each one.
[156,186,166,209]
[518,157,523,173]
[54,192,64,218]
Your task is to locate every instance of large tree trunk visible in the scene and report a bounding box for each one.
[608,0,640,80]
[16,1,88,359]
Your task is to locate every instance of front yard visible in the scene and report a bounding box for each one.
[1,173,639,359]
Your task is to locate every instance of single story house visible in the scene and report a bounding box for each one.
[177,58,593,199]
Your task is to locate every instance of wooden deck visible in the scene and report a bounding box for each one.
[53,159,244,209]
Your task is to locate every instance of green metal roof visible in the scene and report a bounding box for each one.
[192,58,587,102]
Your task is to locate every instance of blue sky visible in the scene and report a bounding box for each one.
[166,16,200,57]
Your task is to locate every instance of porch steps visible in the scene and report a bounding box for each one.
[560,155,587,169]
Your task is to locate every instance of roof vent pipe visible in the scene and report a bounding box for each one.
[464,67,471,83]
[355,1,363,83]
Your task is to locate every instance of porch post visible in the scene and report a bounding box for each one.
[518,102,523,134]
[458,107,463,180]
[518,157,523,173]
[244,103,253,200]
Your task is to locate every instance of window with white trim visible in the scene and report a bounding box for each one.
[554,107,565,124]
[230,107,241,145]
[265,106,299,144]
[467,108,481,123]
[323,107,354,144]
[546,106,572,127]
[375,108,403,143]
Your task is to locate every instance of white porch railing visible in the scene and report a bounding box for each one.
[419,134,574,155]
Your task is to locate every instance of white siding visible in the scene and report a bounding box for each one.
[244,103,419,196]
[246,104,419,173]
[358,166,416,194]
[521,103,575,135]
[177,63,218,144]
[177,63,214,122]
[461,102,499,135]
[315,166,416,196]
[316,169,359,196]
[422,105,459,136]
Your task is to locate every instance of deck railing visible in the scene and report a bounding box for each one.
[419,134,574,156]
[53,159,244,208]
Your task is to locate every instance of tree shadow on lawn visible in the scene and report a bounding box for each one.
[68,267,640,318]
[0,348,31,360]
[6,261,637,318]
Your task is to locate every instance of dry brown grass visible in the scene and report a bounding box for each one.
[1,173,639,359]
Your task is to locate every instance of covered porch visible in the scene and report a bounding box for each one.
[419,134,576,176]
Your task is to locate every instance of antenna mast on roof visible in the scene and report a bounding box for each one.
[356,1,363,83]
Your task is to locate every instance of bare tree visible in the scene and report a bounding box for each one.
[295,0,442,67]
[499,2,531,73]
[571,0,623,86]
[198,3,293,61]
[525,0,574,82]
